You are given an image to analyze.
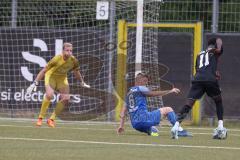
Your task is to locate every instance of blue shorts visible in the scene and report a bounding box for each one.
[131,109,161,134]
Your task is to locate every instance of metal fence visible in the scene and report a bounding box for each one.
[1,0,240,33]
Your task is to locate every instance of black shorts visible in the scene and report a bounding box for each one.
[187,81,221,100]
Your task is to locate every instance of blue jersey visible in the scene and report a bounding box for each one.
[125,86,161,133]
[125,86,149,120]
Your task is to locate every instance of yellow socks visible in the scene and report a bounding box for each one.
[50,101,64,120]
[38,97,51,119]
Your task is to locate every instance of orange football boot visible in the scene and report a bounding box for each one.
[47,119,55,128]
[36,118,42,127]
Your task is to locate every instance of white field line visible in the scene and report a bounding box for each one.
[0,118,119,125]
[0,124,240,137]
[0,136,240,150]
[1,118,240,132]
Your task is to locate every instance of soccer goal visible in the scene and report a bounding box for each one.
[0,0,202,124]
[0,0,165,122]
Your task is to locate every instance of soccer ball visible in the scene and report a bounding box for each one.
[213,127,227,140]
[218,128,227,139]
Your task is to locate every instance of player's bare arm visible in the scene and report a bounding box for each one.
[26,67,48,94]
[26,54,59,94]
[34,67,47,82]
[144,88,180,97]
[73,70,84,82]
[73,70,90,88]
[117,105,127,134]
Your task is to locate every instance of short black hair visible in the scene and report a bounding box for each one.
[207,38,217,46]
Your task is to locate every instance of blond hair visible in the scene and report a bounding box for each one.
[135,72,149,80]
[63,43,72,50]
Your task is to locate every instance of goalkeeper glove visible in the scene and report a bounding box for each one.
[26,81,39,94]
[81,82,90,88]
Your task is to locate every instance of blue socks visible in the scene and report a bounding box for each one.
[167,111,177,125]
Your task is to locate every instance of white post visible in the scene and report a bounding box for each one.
[11,0,17,28]
[107,0,115,121]
[212,0,219,33]
[135,0,144,75]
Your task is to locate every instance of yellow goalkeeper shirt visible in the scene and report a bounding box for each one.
[45,54,80,77]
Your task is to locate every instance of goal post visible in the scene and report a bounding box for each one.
[115,20,128,121]
[116,21,203,124]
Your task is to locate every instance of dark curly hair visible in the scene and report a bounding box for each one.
[207,38,217,46]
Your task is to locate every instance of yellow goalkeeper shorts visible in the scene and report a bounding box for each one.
[45,74,68,90]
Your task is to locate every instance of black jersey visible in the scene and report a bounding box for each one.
[193,49,222,82]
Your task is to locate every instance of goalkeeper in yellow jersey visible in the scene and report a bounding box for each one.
[26,43,90,128]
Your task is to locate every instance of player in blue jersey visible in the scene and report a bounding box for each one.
[117,72,190,139]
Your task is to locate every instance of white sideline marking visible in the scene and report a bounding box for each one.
[0,124,115,131]
[0,136,240,150]
[1,124,240,137]
[1,118,240,132]
[0,118,119,125]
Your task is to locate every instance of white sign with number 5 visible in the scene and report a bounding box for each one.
[96,1,109,20]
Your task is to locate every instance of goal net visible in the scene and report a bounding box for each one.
[0,0,165,121]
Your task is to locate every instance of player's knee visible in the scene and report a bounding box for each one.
[165,107,173,112]
[186,99,195,107]
[60,95,70,104]
[61,99,69,105]
[160,107,173,116]
[212,95,222,103]
[45,92,54,100]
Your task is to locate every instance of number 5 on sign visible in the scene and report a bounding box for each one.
[96,1,109,20]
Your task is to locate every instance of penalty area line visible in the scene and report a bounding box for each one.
[0,136,240,150]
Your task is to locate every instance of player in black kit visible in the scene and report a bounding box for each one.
[173,37,227,139]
